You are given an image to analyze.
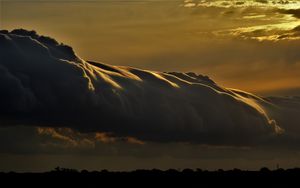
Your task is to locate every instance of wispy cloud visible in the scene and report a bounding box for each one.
[215,20,300,41]
[182,0,300,41]
[184,0,300,9]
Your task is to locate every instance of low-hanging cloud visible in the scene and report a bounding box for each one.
[0,29,293,146]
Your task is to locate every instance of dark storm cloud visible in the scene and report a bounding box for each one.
[264,96,300,138]
[0,29,292,146]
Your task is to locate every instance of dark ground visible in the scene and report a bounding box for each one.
[0,167,299,187]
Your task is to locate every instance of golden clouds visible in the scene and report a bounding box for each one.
[185,0,300,9]
[215,21,300,41]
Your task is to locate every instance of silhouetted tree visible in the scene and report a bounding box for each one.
[260,167,270,173]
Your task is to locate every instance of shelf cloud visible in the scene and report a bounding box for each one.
[1,29,299,147]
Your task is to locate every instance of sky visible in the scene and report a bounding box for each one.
[2,0,300,95]
[0,0,300,172]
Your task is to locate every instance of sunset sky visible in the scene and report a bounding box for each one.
[1,0,300,172]
[2,0,300,95]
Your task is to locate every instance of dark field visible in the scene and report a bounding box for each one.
[1,167,299,186]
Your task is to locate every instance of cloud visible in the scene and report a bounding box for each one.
[182,0,300,42]
[1,124,300,172]
[0,29,294,146]
[189,0,300,9]
[215,22,300,41]
[265,96,300,138]
[279,8,300,18]
[4,125,300,172]
[0,125,146,156]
